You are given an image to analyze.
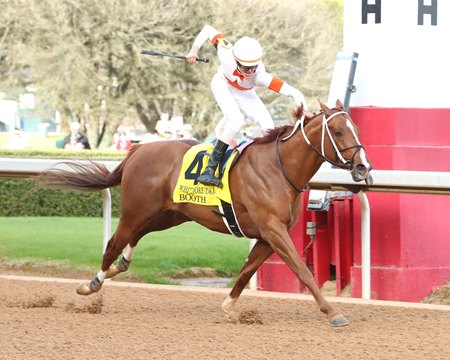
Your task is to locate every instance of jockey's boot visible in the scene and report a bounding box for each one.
[197,139,228,188]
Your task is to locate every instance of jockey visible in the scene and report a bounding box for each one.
[186,25,308,188]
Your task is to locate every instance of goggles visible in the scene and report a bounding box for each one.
[236,61,258,75]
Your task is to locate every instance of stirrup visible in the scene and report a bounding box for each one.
[197,173,223,188]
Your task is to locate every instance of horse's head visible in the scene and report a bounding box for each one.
[301,99,373,184]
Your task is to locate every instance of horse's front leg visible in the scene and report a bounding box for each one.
[76,233,131,296]
[262,221,349,327]
[222,240,273,321]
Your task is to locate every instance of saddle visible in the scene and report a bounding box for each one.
[172,140,254,237]
[217,140,249,178]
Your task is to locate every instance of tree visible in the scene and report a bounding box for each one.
[0,0,342,148]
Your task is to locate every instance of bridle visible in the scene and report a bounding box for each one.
[301,111,364,170]
[276,109,365,192]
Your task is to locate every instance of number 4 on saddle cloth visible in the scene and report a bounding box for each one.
[173,142,252,237]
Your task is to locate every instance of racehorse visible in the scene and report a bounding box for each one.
[38,100,372,327]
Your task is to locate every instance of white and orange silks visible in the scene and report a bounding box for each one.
[191,25,308,144]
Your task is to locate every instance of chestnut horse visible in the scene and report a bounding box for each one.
[38,100,372,327]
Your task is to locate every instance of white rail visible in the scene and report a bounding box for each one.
[1,157,450,299]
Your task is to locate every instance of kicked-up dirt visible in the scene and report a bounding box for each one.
[1,275,449,360]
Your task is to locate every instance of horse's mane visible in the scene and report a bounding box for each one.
[253,125,292,144]
[253,105,314,144]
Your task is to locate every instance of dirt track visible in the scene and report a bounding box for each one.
[1,275,449,360]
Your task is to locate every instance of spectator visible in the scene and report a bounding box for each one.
[111,128,132,151]
[63,122,91,150]
[140,130,169,144]
[181,124,197,141]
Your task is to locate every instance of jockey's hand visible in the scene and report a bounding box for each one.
[186,46,200,64]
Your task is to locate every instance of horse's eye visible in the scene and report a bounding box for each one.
[335,131,343,137]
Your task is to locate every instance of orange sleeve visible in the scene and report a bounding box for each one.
[211,33,224,45]
[268,77,284,93]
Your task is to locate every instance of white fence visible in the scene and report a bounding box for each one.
[1,157,450,299]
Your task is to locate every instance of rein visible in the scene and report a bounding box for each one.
[276,131,307,192]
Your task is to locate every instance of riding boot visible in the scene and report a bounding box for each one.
[197,139,228,188]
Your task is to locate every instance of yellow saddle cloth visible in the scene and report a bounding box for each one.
[173,143,237,206]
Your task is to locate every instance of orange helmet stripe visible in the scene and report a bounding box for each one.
[233,54,263,64]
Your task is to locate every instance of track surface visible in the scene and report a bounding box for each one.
[1,275,449,360]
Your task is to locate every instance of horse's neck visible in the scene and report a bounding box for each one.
[281,128,325,187]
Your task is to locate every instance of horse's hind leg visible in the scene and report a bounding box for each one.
[102,212,189,280]
[105,243,135,279]
[222,240,273,321]
[76,222,140,295]
[77,211,189,295]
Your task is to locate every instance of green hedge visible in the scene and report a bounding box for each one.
[0,148,128,160]
[0,150,126,217]
[0,177,121,217]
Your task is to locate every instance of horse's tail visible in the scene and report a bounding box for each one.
[37,145,140,192]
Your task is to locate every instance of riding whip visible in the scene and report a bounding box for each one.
[140,50,209,63]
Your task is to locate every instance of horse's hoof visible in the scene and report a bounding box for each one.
[221,301,236,323]
[76,283,95,296]
[329,314,349,327]
[224,313,238,324]
[222,309,237,323]
[105,265,120,279]
[76,277,103,296]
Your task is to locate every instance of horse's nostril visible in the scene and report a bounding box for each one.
[355,164,367,173]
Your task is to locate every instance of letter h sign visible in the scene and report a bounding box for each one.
[361,0,438,26]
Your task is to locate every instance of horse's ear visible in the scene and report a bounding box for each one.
[336,99,344,110]
[318,99,331,116]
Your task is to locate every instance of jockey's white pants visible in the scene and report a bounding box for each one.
[210,74,274,144]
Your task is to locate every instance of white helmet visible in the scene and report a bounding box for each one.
[232,37,263,67]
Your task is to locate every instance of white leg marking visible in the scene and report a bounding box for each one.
[123,244,135,260]
[222,295,237,313]
[97,270,107,282]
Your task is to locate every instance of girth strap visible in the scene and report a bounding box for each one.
[213,200,245,237]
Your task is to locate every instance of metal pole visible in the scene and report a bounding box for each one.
[357,190,371,299]
[102,189,112,254]
[344,52,359,112]
[249,238,258,290]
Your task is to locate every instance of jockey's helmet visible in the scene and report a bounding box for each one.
[233,37,263,77]
[232,37,263,67]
